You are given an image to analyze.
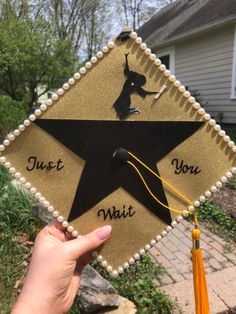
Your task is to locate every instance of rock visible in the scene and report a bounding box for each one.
[78,265,120,313]
[78,265,136,314]
[97,296,137,314]
[11,180,52,224]
[16,232,29,244]
[31,204,53,224]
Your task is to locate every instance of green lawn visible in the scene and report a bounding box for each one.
[0,166,42,313]
[195,201,236,249]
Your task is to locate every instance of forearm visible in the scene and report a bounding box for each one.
[12,277,62,314]
[12,290,62,314]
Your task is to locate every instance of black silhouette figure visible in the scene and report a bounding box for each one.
[113,53,157,119]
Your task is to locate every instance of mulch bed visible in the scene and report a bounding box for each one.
[212,186,236,219]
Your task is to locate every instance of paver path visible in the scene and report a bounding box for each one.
[148,219,236,313]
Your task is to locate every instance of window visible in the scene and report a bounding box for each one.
[156,46,175,74]
[231,26,236,99]
[159,55,170,69]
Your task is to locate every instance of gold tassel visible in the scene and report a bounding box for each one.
[192,218,210,314]
[115,149,211,313]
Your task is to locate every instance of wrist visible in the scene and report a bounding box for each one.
[12,287,62,314]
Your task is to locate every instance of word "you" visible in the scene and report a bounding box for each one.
[171,158,201,175]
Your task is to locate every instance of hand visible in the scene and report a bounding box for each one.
[12,221,112,314]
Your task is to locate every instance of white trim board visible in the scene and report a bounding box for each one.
[231,25,236,99]
[156,46,175,74]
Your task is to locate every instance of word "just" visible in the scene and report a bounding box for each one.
[26,156,64,171]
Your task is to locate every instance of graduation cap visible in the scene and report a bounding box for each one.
[0,31,235,282]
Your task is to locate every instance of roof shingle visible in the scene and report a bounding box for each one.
[138,0,236,50]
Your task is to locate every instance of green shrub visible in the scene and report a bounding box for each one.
[226,176,236,189]
[187,201,236,244]
[0,166,41,313]
[197,202,236,233]
[90,255,181,314]
[0,96,27,141]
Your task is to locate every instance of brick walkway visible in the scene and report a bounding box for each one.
[148,219,236,313]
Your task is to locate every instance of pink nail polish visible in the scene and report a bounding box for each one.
[97,225,112,240]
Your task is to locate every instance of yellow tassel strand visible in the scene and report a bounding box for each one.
[125,150,210,314]
[128,151,193,206]
[192,230,210,314]
[127,160,185,213]
[192,211,210,314]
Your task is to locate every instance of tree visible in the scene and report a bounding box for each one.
[47,0,113,59]
[0,6,77,110]
[121,0,144,31]
[0,0,45,22]
[119,0,176,31]
[47,0,86,53]
[81,0,113,59]
[0,0,175,111]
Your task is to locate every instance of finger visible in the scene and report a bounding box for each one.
[64,225,112,260]
[52,220,72,240]
[43,220,68,242]
[51,219,66,231]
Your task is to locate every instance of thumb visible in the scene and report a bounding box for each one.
[65,225,112,260]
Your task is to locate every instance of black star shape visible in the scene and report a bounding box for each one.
[34,119,204,224]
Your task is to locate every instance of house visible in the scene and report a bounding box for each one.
[138,0,236,124]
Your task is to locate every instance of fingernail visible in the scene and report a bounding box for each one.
[97,225,112,240]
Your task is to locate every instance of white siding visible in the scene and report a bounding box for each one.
[175,24,236,124]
